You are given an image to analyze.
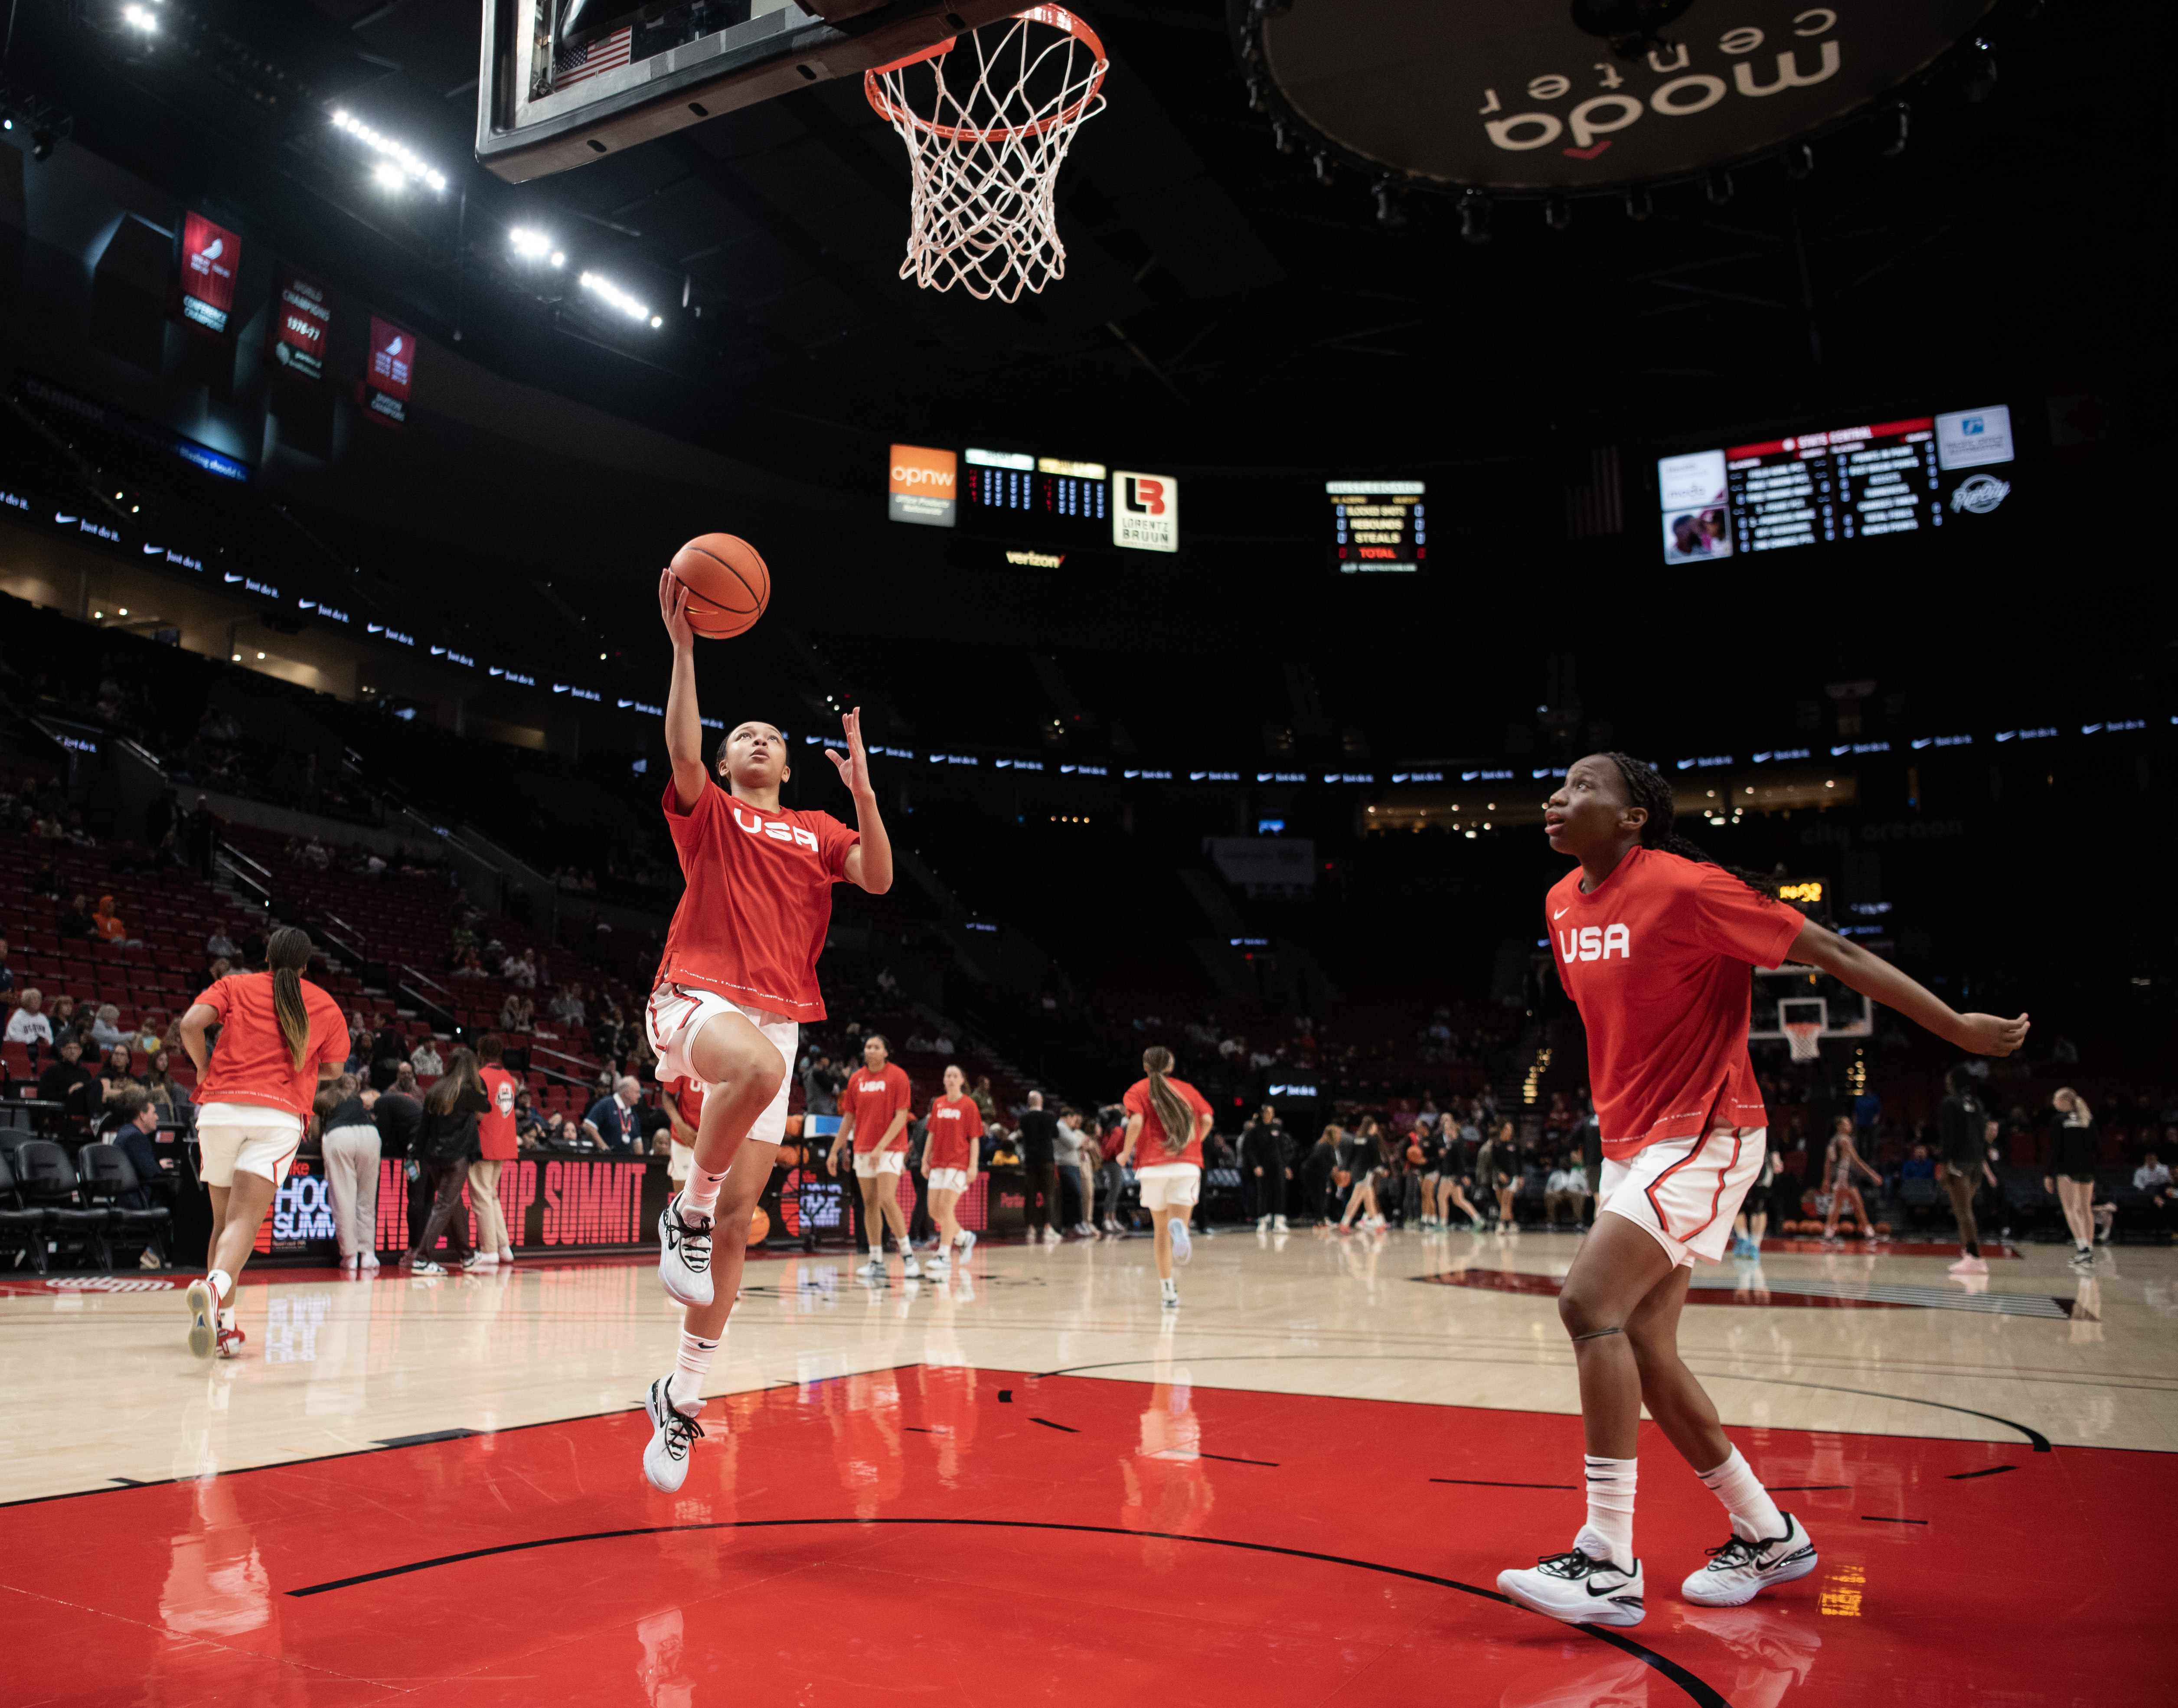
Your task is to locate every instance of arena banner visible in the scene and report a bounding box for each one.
[253,1156,674,1258]
[176,212,240,335]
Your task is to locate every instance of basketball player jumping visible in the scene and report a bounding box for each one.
[1497,753,2027,1627]
[640,570,894,1492]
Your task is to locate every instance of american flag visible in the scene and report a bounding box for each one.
[554,26,632,91]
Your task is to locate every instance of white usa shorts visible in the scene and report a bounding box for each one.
[1599,1127,1766,1267]
[195,1102,304,1188]
[644,984,797,1150]
[926,1167,971,1193]
[853,1150,906,1179]
[1135,1162,1201,1211]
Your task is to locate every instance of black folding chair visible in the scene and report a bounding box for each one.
[77,1142,172,1268]
[12,1140,113,1270]
[0,1153,47,1273]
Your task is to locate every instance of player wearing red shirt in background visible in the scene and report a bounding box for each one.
[920,1063,984,1274]
[1497,753,2027,1629]
[825,1035,916,1279]
[176,926,348,1360]
[472,1034,519,1265]
[640,570,894,1493]
[1118,1046,1212,1310]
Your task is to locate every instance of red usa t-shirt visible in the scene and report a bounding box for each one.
[924,1093,984,1172]
[192,973,349,1117]
[1123,1075,1212,1169]
[1548,848,1804,1160]
[669,1076,705,1134]
[656,782,858,1021]
[839,1061,913,1154]
[478,1064,520,1160]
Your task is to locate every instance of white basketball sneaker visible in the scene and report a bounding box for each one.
[1679,1515,1819,1607]
[641,1375,705,1494]
[955,1229,976,1257]
[656,1195,715,1307]
[1497,1536,1646,1628]
[184,1275,221,1360]
[1169,1221,1192,1267]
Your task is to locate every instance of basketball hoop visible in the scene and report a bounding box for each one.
[865,6,1107,301]
[1783,1021,1822,1062]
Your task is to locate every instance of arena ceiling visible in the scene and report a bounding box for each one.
[8,1,2152,482]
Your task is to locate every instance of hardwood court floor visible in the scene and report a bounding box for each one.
[3,1227,2173,1705]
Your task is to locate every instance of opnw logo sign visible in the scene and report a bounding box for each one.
[889,444,957,529]
[1113,470,1178,553]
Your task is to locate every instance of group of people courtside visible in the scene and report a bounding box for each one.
[168,575,2032,1635]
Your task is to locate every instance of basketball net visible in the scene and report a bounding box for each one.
[865,6,1107,302]
[1783,1022,1822,1062]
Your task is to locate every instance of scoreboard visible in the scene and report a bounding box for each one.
[963,449,1110,534]
[1661,405,2016,565]
[1328,480,1426,573]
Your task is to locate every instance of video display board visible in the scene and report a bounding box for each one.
[1328,480,1426,572]
[1660,404,2016,565]
[963,449,1111,537]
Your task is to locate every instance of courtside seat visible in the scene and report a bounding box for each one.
[13,1140,112,1267]
[76,1142,171,1264]
[0,1153,46,1272]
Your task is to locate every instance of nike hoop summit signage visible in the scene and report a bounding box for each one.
[889,444,957,527]
[1113,471,1178,553]
[176,212,240,335]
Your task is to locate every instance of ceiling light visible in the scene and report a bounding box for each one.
[330,109,449,195]
[121,3,156,30]
[509,226,555,261]
[117,607,127,615]
[579,271,653,323]
[372,160,405,191]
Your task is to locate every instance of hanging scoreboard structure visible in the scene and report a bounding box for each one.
[1328,480,1426,573]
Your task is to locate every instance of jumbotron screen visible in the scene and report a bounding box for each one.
[1328,480,1426,572]
[1659,405,2015,565]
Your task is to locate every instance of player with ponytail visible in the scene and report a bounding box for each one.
[1118,1045,1214,1310]
[1496,751,2027,1630]
[177,925,349,1361]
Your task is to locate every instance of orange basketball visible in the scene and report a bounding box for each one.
[774,1144,800,1169]
[671,533,769,639]
[1406,1144,1424,1164]
[746,1205,770,1244]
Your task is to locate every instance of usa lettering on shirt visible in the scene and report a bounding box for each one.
[1557,923,1633,962]
[731,807,822,852]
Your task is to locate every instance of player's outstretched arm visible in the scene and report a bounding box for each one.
[1787,921,2028,1057]
[827,708,893,895]
[659,570,707,813]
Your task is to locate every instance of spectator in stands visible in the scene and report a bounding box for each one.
[391,1061,419,1098]
[141,1049,185,1119]
[498,993,535,1033]
[46,993,82,1042]
[584,1075,643,1154]
[450,948,487,980]
[93,895,137,947]
[38,1036,102,1120]
[410,1037,445,1077]
[513,1089,545,1150]
[91,1004,131,1050]
[1545,1157,1590,1227]
[405,1048,488,1273]
[0,935,14,999]
[971,1073,997,1122]
[204,954,234,987]
[1241,1104,1293,1233]
[549,983,585,1029]
[206,925,238,960]
[2135,1152,2174,1231]
[58,893,94,939]
[101,1088,170,1257]
[6,988,52,1047]
[98,1044,137,1107]
[317,1075,382,1270]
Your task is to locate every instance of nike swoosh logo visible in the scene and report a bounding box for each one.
[1585,1579,1636,1597]
[1554,907,1571,919]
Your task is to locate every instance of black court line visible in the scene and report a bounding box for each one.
[901,1426,934,1434]
[997,1390,1014,1403]
[1948,1464,2018,1480]
[281,1515,1726,1707]
[1861,1515,1929,1525]
[1430,1479,1577,1490]
[1196,1452,1279,1467]
[109,1477,150,1486]
[1034,1354,2055,1451]
[1028,1418,1079,1434]
[375,1429,480,1449]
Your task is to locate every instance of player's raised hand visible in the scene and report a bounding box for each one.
[1954,1011,2030,1057]
[826,707,874,798]
[658,568,695,650]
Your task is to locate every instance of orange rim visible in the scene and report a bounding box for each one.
[865,5,1107,144]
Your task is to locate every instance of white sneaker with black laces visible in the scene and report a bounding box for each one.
[657,1195,715,1307]
[1680,1514,1819,1607]
[641,1375,705,1493]
[901,1255,921,1279]
[1497,1546,1646,1627]
[955,1229,977,1257]
[184,1276,221,1360]
[1169,1221,1192,1267]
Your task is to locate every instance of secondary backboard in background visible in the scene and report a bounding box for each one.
[476,0,1028,183]
[1751,964,1872,1047]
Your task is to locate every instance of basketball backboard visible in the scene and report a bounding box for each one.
[475,0,1028,183]
[1750,964,1871,1048]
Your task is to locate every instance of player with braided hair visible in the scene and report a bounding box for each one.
[1119,1046,1213,1310]
[1497,752,2028,1628]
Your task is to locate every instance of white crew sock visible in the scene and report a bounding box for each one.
[669,1328,718,1415]
[681,1168,726,1222]
[1580,1455,1638,1568]
[206,1267,233,1304]
[1698,1447,1785,1543]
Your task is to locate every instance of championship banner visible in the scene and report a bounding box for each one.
[177,212,241,335]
